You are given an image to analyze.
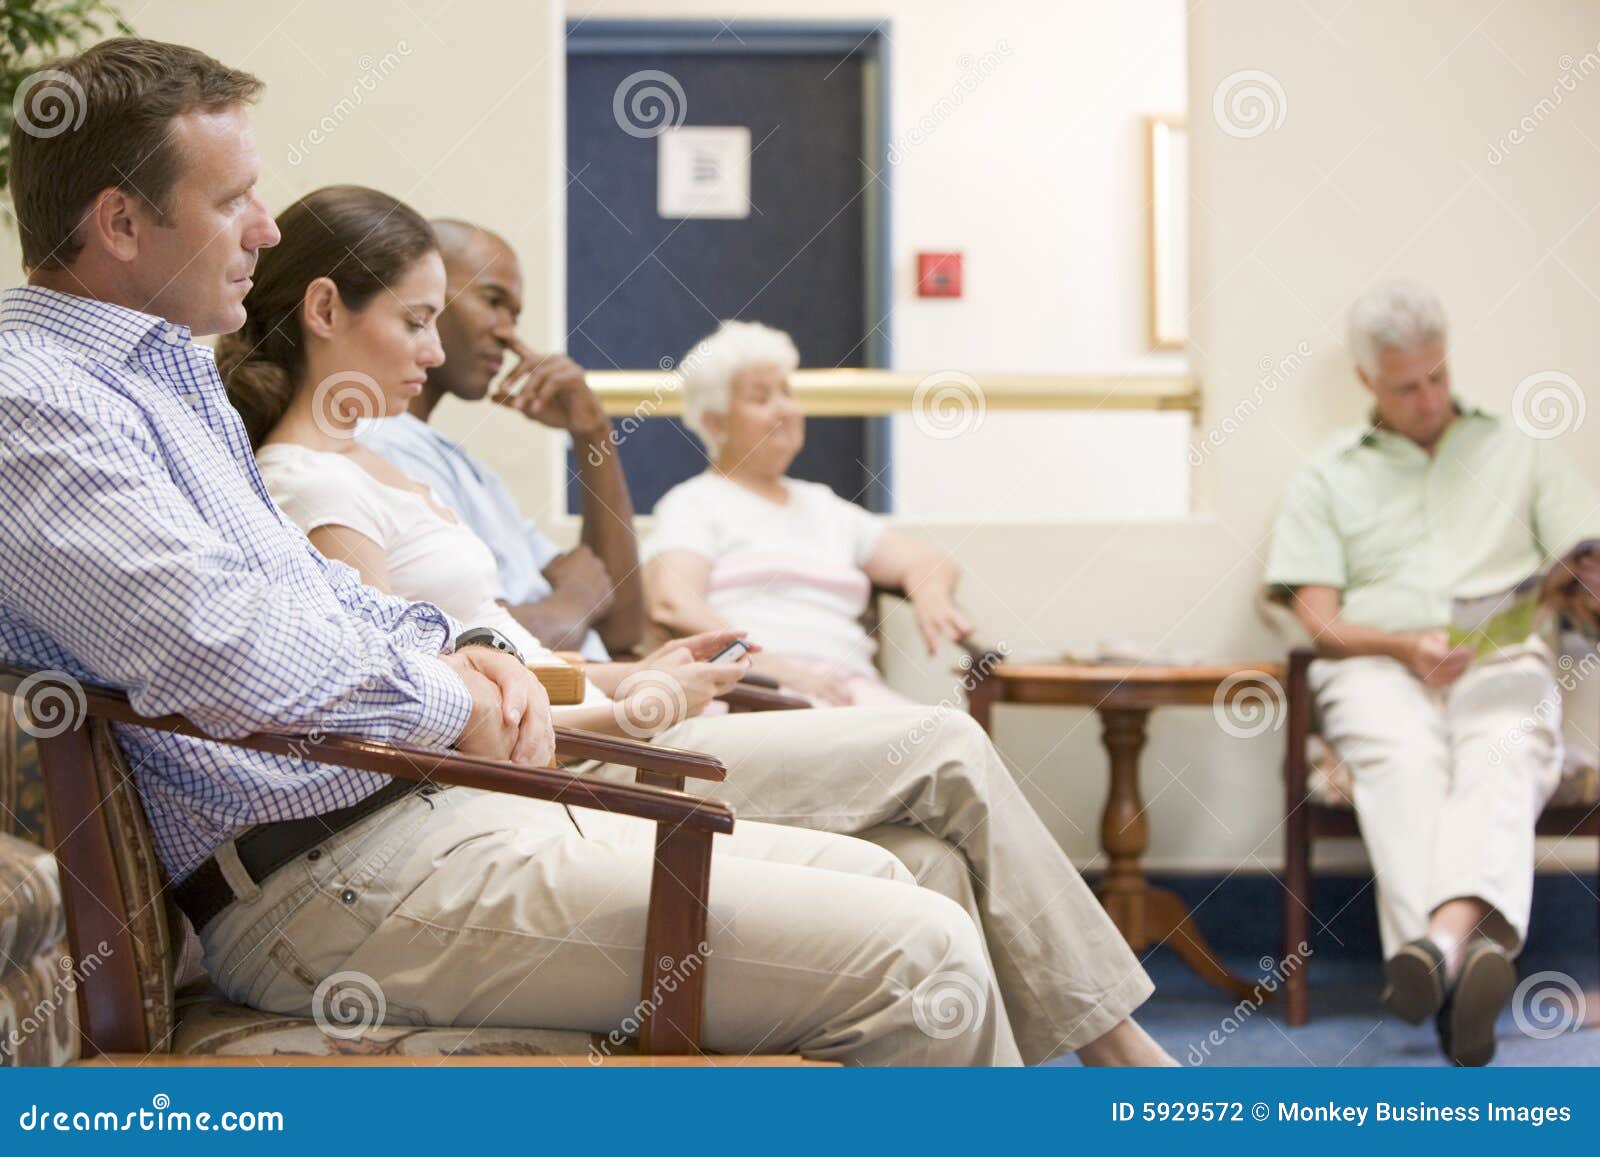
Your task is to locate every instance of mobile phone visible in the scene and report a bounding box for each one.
[709,639,751,664]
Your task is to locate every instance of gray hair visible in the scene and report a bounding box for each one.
[1347,277,1449,378]
[679,320,800,452]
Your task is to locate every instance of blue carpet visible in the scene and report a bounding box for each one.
[1043,873,1600,1067]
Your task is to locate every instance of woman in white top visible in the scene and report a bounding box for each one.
[644,321,973,707]
[215,187,1177,1068]
[217,186,750,738]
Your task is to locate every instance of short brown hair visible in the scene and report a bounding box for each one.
[8,37,263,272]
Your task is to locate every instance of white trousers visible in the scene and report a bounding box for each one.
[639,706,1153,1063]
[200,786,1016,1065]
[1310,645,1564,956]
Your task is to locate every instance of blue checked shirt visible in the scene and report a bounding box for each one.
[0,286,472,881]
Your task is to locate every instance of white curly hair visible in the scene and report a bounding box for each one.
[1347,277,1449,378]
[678,320,800,452]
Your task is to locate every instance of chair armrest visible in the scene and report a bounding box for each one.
[719,683,810,713]
[1,661,725,1055]
[0,664,731,834]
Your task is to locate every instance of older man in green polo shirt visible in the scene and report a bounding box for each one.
[1266,277,1600,1066]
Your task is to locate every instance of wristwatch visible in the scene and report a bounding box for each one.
[453,626,524,663]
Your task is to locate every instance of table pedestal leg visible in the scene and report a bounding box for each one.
[1094,707,1259,1001]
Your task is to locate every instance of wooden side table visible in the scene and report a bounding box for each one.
[967,661,1284,998]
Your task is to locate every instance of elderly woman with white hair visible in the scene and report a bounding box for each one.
[643,321,972,707]
[1264,276,1600,1066]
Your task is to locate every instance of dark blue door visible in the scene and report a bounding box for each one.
[565,36,883,513]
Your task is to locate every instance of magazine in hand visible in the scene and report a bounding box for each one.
[1447,539,1600,658]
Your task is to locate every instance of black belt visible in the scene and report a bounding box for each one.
[173,778,423,933]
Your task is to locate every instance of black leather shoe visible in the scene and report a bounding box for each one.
[1382,937,1448,1024]
[1435,940,1515,1067]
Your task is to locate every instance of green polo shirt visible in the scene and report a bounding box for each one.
[1265,404,1600,631]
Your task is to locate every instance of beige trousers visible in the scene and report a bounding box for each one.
[635,706,1153,1063]
[199,785,1018,1065]
[1310,645,1564,957]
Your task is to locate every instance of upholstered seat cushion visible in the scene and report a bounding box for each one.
[172,994,633,1060]
[0,833,78,1066]
[1304,735,1600,810]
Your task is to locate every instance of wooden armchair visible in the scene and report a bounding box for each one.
[1281,646,1600,1025]
[0,660,752,1065]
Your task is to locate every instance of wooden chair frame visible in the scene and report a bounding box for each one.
[0,661,735,1060]
[1281,646,1600,1025]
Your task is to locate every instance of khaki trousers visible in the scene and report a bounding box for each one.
[1310,645,1564,957]
[199,785,1018,1065]
[635,706,1154,1063]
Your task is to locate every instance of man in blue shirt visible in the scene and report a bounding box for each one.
[358,220,1176,1067]
[364,218,643,661]
[0,39,1032,1065]
[0,40,552,884]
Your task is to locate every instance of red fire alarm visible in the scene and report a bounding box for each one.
[917,251,963,298]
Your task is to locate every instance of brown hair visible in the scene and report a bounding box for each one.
[8,37,263,272]
[217,185,438,447]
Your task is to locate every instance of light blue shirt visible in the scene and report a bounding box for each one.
[362,413,611,662]
[0,287,471,880]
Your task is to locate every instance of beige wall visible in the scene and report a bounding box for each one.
[4,1,1596,874]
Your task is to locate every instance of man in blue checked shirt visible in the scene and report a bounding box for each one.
[0,38,1100,1065]
[0,41,556,880]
